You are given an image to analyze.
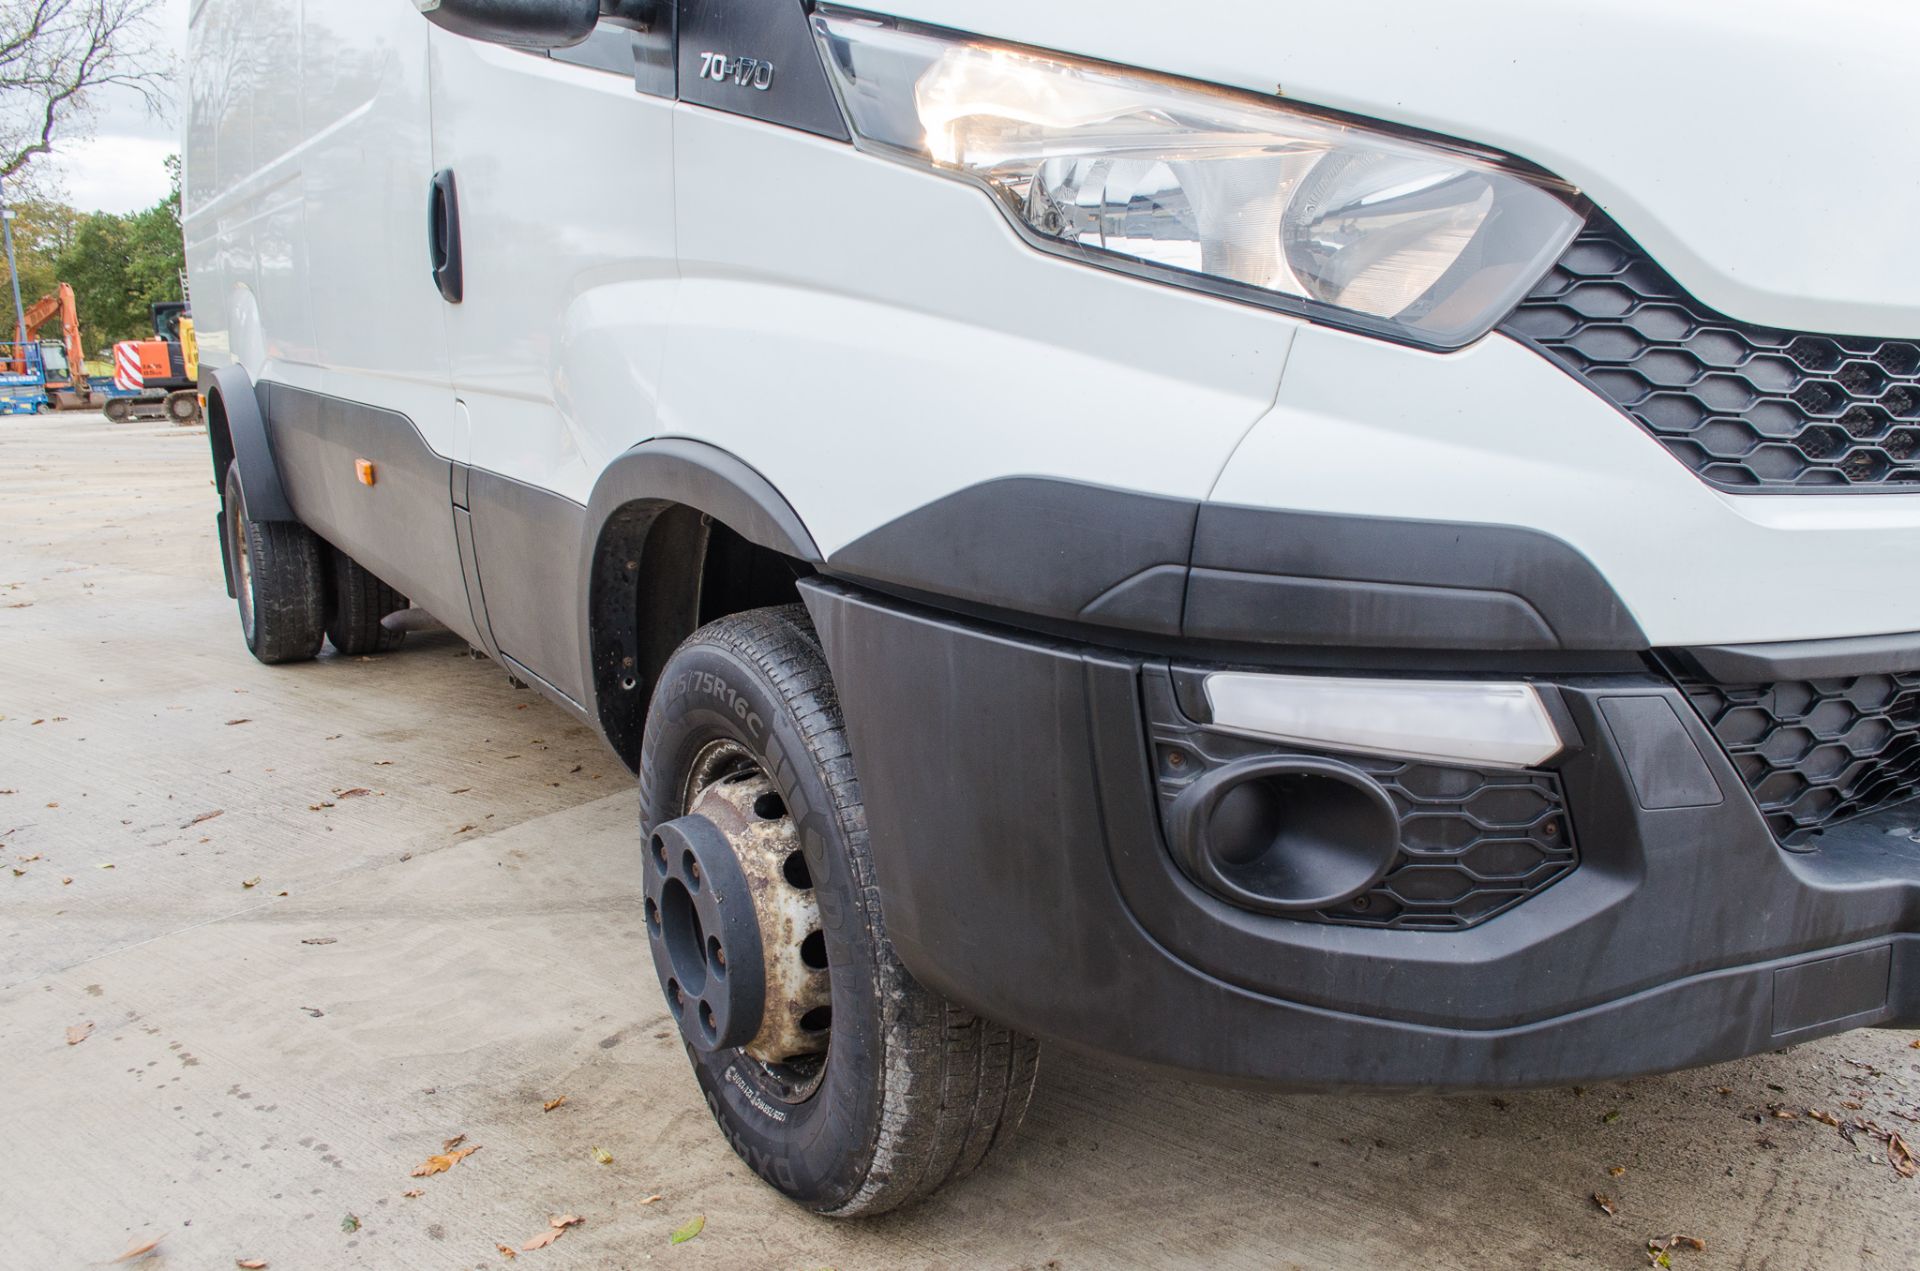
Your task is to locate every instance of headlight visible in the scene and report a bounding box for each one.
[811,7,1583,348]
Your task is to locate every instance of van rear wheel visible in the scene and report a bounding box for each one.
[325,546,408,655]
[638,605,1039,1216]
[222,461,326,664]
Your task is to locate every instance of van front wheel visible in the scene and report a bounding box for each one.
[638,604,1039,1216]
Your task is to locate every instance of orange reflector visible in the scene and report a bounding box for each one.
[355,459,376,487]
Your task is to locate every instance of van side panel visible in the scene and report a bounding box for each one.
[183,0,314,383]
[262,0,474,639]
[427,34,680,700]
[299,0,455,454]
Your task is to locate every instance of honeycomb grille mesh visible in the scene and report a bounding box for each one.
[1679,673,1920,844]
[1502,221,1920,491]
[1317,758,1578,930]
[1148,711,1578,931]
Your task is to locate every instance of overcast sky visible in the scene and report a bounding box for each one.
[34,0,188,214]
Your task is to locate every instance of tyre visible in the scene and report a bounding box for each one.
[639,605,1039,1217]
[167,391,201,423]
[222,461,325,664]
[324,546,407,655]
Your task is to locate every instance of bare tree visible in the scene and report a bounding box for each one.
[0,0,168,180]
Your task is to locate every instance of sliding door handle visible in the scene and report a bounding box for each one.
[429,169,465,305]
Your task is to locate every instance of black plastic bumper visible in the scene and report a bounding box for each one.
[801,578,1920,1090]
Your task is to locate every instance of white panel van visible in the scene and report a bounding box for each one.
[187,0,1920,1214]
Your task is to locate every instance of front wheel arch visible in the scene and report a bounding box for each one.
[579,440,824,770]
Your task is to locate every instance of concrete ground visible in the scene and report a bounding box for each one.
[2,412,1917,1271]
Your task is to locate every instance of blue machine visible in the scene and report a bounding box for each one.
[0,340,141,416]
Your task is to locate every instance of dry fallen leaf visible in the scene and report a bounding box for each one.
[1593,1192,1618,1217]
[302,937,338,946]
[402,1189,424,1199]
[1607,1165,1626,1178]
[1647,1234,1707,1266]
[542,1096,566,1113]
[1809,1109,1841,1127]
[1888,1130,1916,1178]
[336,788,374,799]
[496,1244,518,1260]
[1910,1038,1920,1049]
[668,1215,705,1246]
[591,1146,613,1166]
[1768,1105,1798,1119]
[237,1260,268,1268]
[639,1194,662,1206]
[443,1133,467,1152]
[181,809,224,829]
[412,1145,481,1177]
[66,1021,93,1046]
[522,1215,585,1252]
[111,1235,164,1262]
[61,876,72,885]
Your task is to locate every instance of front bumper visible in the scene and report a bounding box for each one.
[802,577,1920,1089]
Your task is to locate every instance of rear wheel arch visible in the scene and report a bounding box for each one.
[581,440,823,770]
[204,365,294,523]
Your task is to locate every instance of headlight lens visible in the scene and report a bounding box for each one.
[811,8,1583,348]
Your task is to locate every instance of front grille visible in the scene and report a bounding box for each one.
[1502,220,1920,492]
[1148,709,1577,931]
[1679,672,1920,844]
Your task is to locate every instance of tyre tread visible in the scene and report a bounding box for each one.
[325,546,407,655]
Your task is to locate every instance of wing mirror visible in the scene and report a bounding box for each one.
[413,0,603,49]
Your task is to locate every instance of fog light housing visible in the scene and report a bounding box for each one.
[1167,755,1400,914]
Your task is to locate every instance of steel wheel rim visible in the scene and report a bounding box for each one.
[679,739,831,1105]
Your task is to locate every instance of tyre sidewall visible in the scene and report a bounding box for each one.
[222,462,259,653]
[640,637,886,1211]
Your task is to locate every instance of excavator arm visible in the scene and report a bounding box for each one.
[8,284,88,398]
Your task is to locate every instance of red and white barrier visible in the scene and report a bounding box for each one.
[113,343,145,392]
